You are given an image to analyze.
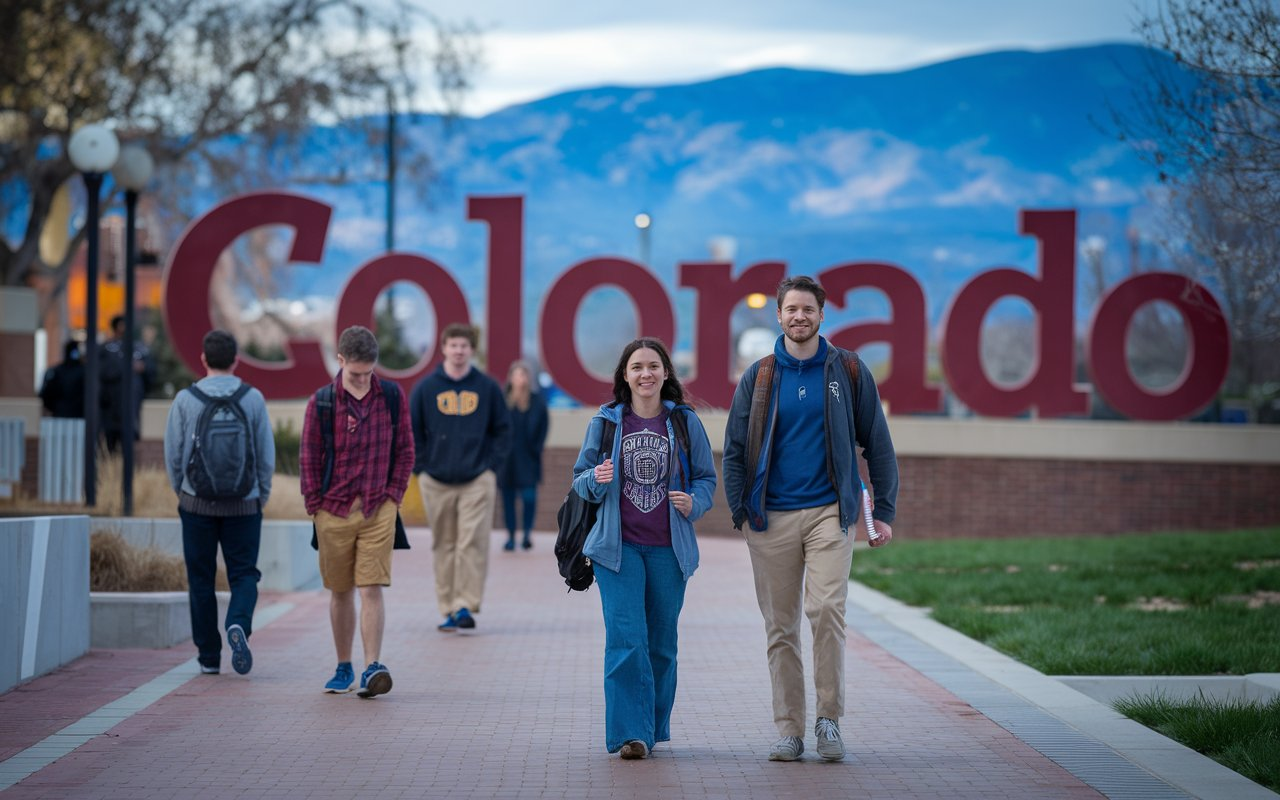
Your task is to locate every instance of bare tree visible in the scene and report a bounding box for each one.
[0,0,480,319]
[1117,0,1280,417]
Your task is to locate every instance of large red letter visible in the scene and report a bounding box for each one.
[162,192,332,398]
[940,210,1089,417]
[1088,273,1230,420]
[679,261,786,408]
[468,196,523,381]
[334,252,471,396]
[541,258,675,404]
[820,261,942,414]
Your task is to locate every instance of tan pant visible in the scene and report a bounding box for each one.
[313,498,397,592]
[418,470,497,616]
[745,503,854,737]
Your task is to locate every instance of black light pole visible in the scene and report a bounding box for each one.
[113,145,154,517]
[68,124,120,508]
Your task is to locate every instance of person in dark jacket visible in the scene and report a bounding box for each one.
[40,339,85,418]
[100,314,156,451]
[410,323,511,632]
[722,275,898,764]
[497,360,549,551]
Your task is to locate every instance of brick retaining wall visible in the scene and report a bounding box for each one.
[19,438,1280,539]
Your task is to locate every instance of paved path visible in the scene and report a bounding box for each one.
[0,529,1255,799]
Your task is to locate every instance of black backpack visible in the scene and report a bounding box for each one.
[185,383,256,500]
[308,378,410,550]
[555,408,693,592]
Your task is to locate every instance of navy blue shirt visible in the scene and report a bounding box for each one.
[765,337,839,511]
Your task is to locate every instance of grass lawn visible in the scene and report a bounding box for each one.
[1115,694,1280,792]
[849,529,1280,675]
[850,529,1280,790]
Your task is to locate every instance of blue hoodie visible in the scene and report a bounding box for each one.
[571,401,718,581]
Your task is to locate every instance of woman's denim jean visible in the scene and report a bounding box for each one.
[501,486,537,538]
[593,542,687,753]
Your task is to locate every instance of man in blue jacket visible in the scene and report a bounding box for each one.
[722,275,898,763]
[410,323,511,632]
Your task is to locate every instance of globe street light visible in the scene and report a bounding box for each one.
[113,144,154,517]
[68,123,120,508]
[634,212,652,266]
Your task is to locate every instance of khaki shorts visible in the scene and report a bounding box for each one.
[313,498,397,592]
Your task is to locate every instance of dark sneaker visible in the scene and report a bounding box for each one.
[503,538,516,551]
[227,624,252,675]
[438,613,458,632]
[455,608,476,630]
[769,735,804,761]
[815,717,844,761]
[521,536,533,551]
[619,740,649,759]
[324,662,355,693]
[357,662,392,698]
[199,664,220,675]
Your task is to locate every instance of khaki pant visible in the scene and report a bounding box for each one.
[419,470,497,616]
[745,503,854,737]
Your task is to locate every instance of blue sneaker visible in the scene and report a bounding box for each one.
[227,624,252,675]
[438,613,457,632]
[357,662,392,698]
[324,662,355,693]
[455,608,476,630]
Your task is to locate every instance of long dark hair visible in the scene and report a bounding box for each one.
[611,337,687,407]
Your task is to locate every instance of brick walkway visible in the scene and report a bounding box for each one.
[1,530,1107,799]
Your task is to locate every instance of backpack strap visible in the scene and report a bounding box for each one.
[670,406,693,492]
[379,378,401,486]
[744,354,775,489]
[315,384,336,494]
[599,418,616,460]
[844,352,861,412]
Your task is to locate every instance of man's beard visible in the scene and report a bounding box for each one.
[783,323,818,345]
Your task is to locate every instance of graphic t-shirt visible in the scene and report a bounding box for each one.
[619,409,672,547]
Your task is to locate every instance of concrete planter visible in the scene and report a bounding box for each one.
[90,591,229,649]
[1,516,90,693]
[98,518,319,591]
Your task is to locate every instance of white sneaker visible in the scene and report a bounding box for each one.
[768,735,804,761]
[815,717,844,761]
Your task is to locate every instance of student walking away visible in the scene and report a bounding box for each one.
[101,313,157,452]
[570,338,717,759]
[301,326,414,697]
[40,339,86,418]
[722,275,898,763]
[410,323,511,633]
[498,360,549,552]
[163,330,274,676]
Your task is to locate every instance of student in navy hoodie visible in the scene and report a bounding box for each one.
[410,323,511,633]
[722,276,898,764]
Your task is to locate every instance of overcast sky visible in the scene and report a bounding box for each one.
[418,0,1156,115]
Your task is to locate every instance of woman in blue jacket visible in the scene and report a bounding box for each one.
[571,337,717,759]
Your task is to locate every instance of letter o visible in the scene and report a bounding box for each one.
[334,252,470,396]
[540,258,675,404]
[1088,272,1230,420]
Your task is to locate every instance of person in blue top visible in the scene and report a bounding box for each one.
[571,337,718,760]
[722,275,899,763]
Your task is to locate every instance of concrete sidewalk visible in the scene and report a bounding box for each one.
[0,530,1270,799]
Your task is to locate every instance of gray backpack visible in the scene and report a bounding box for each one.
[185,383,256,500]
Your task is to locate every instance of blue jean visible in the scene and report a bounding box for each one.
[501,486,537,539]
[179,509,262,669]
[593,542,687,753]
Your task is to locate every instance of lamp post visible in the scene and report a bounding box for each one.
[113,145,154,517]
[68,124,120,508]
[634,212,652,265]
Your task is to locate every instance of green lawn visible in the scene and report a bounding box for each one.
[850,529,1280,789]
[1115,694,1280,792]
[849,529,1280,675]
